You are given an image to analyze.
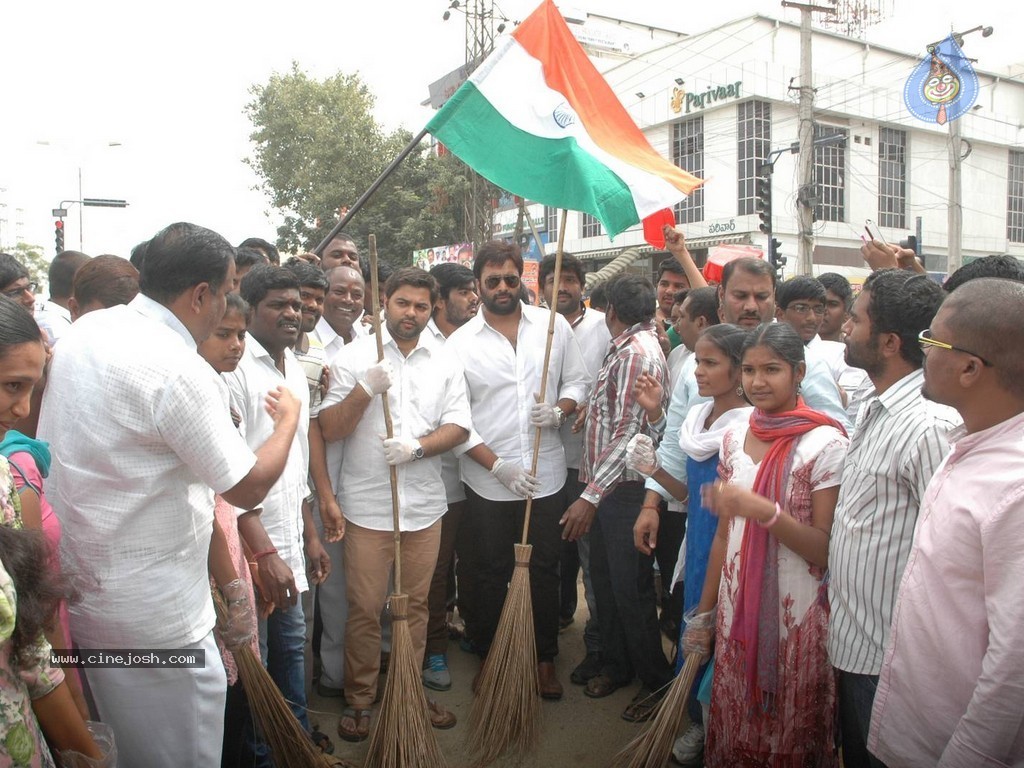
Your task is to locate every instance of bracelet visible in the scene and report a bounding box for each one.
[758,502,782,529]
[252,548,279,562]
[640,504,661,514]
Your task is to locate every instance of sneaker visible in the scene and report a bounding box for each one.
[671,723,705,766]
[569,651,603,685]
[422,653,452,691]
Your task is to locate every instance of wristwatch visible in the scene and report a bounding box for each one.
[556,407,569,427]
[412,444,425,461]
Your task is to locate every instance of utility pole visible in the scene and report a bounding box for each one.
[782,1,835,276]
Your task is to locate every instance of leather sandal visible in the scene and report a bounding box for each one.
[337,707,372,742]
[621,686,664,723]
[426,698,457,730]
[584,673,628,699]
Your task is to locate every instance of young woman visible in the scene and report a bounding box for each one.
[0,296,102,765]
[695,323,848,767]
[628,324,752,760]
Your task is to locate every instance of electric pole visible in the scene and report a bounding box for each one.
[782,1,834,276]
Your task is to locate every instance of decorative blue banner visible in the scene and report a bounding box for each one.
[904,34,979,125]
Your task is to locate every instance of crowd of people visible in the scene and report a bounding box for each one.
[0,223,1021,768]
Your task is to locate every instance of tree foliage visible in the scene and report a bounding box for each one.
[245,64,499,264]
[9,243,49,288]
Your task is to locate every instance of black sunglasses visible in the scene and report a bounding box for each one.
[483,274,521,290]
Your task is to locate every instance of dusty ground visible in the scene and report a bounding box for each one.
[307,588,680,768]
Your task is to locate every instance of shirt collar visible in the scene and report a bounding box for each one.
[610,319,657,349]
[315,316,340,346]
[44,300,72,322]
[946,409,1024,458]
[245,333,275,362]
[426,317,446,342]
[872,368,925,414]
[130,294,196,349]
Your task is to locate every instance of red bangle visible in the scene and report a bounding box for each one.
[758,502,782,529]
[252,548,278,561]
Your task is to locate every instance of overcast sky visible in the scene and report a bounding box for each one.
[0,0,1016,260]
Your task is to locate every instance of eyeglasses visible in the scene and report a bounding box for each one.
[918,329,993,367]
[787,302,825,316]
[1,281,37,299]
[483,274,521,290]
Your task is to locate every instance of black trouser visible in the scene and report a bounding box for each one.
[654,499,685,629]
[589,481,672,689]
[461,485,565,661]
[837,670,889,768]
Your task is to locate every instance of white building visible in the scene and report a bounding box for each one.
[507,14,1024,280]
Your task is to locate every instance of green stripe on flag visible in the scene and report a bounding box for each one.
[427,82,640,237]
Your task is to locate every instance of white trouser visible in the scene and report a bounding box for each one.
[85,630,226,768]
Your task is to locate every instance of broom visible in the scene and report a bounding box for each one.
[211,589,353,768]
[608,652,703,768]
[465,210,569,766]
[362,234,448,768]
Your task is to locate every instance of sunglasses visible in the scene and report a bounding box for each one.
[483,274,521,290]
[918,329,993,367]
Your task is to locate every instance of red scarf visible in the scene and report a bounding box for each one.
[731,398,845,713]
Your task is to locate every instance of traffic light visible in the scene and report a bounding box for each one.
[768,237,786,277]
[54,220,64,254]
[756,174,772,235]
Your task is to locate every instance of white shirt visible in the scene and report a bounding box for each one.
[561,307,611,471]
[315,315,368,371]
[666,343,692,393]
[448,304,591,501]
[38,295,258,648]
[225,335,311,594]
[323,329,472,531]
[827,369,959,675]
[807,335,870,426]
[35,299,72,344]
[427,318,467,504]
[311,320,362,497]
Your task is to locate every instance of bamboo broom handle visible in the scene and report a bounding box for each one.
[369,235,403,595]
[521,209,568,545]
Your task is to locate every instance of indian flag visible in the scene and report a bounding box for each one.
[426,0,703,238]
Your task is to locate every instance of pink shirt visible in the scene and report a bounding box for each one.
[869,410,1024,767]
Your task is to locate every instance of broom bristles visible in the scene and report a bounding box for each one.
[211,590,346,768]
[609,652,704,768]
[465,543,540,766]
[364,593,448,768]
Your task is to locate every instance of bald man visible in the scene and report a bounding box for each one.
[869,278,1024,766]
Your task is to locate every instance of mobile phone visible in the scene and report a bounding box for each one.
[864,219,887,245]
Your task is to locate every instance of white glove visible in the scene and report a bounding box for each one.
[382,437,421,466]
[358,359,393,396]
[530,400,563,429]
[58,721,118,768]
[490,458,541,497]
[625,434,660,477]
[217,579,255,650]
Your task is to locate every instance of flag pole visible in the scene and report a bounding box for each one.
[313,128,429,256]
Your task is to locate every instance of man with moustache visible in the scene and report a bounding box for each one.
[308,264,369,697]
[226,265,331,752]
[447,241,590,698]
[538,252,610,684]
[826,269,957,768]
[319,267,471,738]
[870,278,1024,766]
[422,263,479,690]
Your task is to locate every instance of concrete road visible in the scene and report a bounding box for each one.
[307,598,680,767]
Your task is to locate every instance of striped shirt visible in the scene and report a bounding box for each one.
[827,368,961,674]
[579,320,668,505]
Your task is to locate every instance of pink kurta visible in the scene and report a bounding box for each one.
[211,495,260,685]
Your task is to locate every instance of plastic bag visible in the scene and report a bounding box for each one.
[57,720,117,767]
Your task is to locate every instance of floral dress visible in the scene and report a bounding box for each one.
[706,424,848,768]
[0,457,62,768]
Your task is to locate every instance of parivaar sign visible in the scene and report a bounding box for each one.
[671,81,743,114]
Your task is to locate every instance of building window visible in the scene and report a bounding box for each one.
[738,101,772,216]
[580,212,602,238]
[813,124,848,223]
[878,127,907,228]
[545,205,559,242]
[672,116,704,224]
[1009,150,1024,244]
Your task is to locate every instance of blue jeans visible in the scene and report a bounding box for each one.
[837,670,888,768]
[590,481,672,689]
[261,598,310,731]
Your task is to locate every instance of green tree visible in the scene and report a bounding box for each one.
[245,64,500,263]
[9,243,49,289]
